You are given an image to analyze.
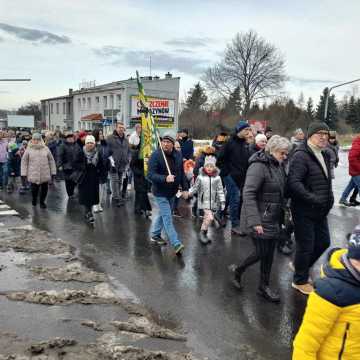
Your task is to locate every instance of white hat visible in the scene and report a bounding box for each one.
[255,134,267,144]
[85,135,96,144]
[204,155,217,167]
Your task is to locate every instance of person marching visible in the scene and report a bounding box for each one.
[148,132,188,256]
[229,135,291,302]
[186,155,225,244]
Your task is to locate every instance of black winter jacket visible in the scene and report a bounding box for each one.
[240,150,287,239]
[288,142,334,219]
[57,142,77,172]
[217,135,250,188]
[148,148,188,198]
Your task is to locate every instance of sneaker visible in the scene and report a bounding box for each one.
[150,235,167,246]
[291,282,314,295]
[349,199,360,206]
[228,264,243,290]
[98,205,104,212]
[117,199,125,207]
[40,203,47,209]
[339,199,351,207]
[257,285,280,303]
[174,243,185,256]
[93,205,100,213]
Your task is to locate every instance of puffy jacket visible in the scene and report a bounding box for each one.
[348,136,360,176]
[0,139,8,163]
[217,135,250,188]
[8,148,21,177]
[293,249,360,360]
[21,142,57,184]
[189,167,225,210]
[240,150,286,239]
[148,148,188,198]
[288,142,334,220]
[107,131,130,172]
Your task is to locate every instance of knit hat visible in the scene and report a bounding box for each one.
[162,132,175,144]
[348,225,360,260]
[265,126,273,133]
[307,122,330,138]
[9,142,18,151]
[85,135,96,144]
[204,155,217,167]
[78,131,87,139]
[255,134,267,144]
[32,133,42,141]
[235,120,250,133]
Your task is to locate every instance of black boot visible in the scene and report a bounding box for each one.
[228,264,244,290]
[257,273,280,303]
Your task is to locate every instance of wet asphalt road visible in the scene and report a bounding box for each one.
[2,149,359,360]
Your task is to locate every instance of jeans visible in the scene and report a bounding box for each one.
[0,162,8,187]
[224,175,241,227]
[340,176,360,201]
[151,196,181,248]
[293,212,330,284]
[109,169,123,200]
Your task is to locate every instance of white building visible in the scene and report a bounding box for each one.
[41,74,180,133]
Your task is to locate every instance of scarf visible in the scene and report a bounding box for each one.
[83,146,99,166]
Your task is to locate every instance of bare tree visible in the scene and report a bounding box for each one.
[204,30,286,117]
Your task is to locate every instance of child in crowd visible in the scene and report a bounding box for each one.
[7,143,21,193]
[186,155,225,244]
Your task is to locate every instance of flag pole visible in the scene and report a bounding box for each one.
[154,125,172,176]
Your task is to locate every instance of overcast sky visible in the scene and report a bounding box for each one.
[0,0,359,109]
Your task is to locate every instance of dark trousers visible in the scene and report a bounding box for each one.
[293,213,330,284]
[236,236,277,285]
[350,188,358,202]
[31,182,48,205]
[65,179,76,197]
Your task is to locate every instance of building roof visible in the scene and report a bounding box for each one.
[41,95,72,102]
[81,113,103,121]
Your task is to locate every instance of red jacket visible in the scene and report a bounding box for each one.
[348,136,360,176]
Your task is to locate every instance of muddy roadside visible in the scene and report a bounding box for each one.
[0,208,204,360]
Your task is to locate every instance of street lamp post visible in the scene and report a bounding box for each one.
[324,78,360,121]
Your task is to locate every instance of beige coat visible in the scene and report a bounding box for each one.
[21,142,56,184]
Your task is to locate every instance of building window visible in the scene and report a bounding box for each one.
[62,103,66,114]
[87,97,91,108]
[95,96,100,104]
[56,103,59,114]
[77,99,81,109]
[50,103,53,114]
[110,94,114,108]
[103,96,107,108]
[82,98,86,108]
[116,94,121,106]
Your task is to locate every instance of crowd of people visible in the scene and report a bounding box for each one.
[0,119,360,358]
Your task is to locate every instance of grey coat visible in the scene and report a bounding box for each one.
[106,131,130,172]
[189,167,225,210]
[240,150,286,239]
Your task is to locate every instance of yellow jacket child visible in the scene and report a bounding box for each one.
[293,225,360,360]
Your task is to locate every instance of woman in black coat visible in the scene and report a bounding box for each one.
[229,135,291,303]
[72,135,106,224]
[130,145,151,216]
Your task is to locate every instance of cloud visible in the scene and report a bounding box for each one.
[0,36,3,42]
[94,46,209,75]
[0,23,71,45]
[164,37,213,48]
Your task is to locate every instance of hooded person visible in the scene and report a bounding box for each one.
[20,133,57,208]
[293,225,360,359]
[217,120,253,235]
[178,128,194,160]
[187,155,225,244]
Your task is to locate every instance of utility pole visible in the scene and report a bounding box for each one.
[324,78,360,121]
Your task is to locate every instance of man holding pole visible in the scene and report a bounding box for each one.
[148,132,188,256]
